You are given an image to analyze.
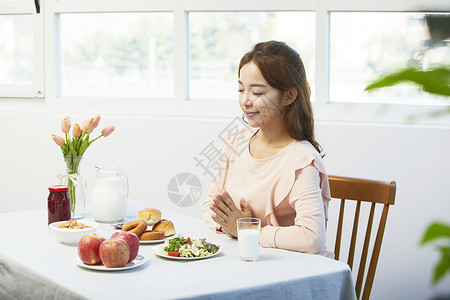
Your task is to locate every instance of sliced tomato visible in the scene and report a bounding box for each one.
[184,237,191,243]
[168,251,180,257]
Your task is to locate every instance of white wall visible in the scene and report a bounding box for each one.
[0,112,449,299]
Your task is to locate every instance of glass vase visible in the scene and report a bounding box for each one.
[59,155,87,219]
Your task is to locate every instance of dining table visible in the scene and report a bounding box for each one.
[0,201,356,300]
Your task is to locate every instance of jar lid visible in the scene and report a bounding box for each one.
[49,185,69,192]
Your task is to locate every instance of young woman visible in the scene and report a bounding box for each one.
[202,41,332,257]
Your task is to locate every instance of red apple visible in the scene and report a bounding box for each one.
[78,233,106,265]
[111,231,140,263]
[99,238,130,268]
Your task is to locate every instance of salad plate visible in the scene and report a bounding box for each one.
[153,242,221,260]
[76,255,147,271]
[140,233,178,244]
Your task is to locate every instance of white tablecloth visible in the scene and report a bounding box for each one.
[0,202,356,300]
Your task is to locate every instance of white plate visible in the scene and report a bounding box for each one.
[76,255,147,271]
[140,233,178,244]
[153,244,221,260]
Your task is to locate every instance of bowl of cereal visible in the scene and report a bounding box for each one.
[49,219,99,245]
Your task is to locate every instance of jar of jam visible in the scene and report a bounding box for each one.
[48,185,71,224]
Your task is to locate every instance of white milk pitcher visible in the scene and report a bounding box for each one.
[90,165,129,223]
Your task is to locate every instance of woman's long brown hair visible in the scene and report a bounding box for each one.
[238,40,323,154]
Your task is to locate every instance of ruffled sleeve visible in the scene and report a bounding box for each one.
[260,141,331,255]
[263,141,330,225]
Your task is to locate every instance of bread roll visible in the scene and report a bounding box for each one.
[136,208,161,225]
[152,219,175,237]
[122,220,147,236]
[139,230,165,241]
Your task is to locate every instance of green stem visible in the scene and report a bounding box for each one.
[68,179,76,215]
[89,135,103,145]
[64,155,83,216]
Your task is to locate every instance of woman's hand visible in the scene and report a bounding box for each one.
[210,191,252,238]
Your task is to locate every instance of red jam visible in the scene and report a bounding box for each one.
[48,185,71,224]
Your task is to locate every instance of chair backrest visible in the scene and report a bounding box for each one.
[328,175,396,300]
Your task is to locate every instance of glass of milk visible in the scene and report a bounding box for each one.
[237,217,261,262]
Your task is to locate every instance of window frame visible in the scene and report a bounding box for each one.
[2,0,449,125]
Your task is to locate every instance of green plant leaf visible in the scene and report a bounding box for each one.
[71,138,78,153]
[60,144,67,155]
[78,138,90,156]
[432,246,450,285]
[365,66,450,97]
[420,222,450,245]
[67,139,77,156]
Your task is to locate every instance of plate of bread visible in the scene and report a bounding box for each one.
[116,208,177,244]
[139,233,178,244]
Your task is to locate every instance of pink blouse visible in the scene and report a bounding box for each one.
[202,127,333,257]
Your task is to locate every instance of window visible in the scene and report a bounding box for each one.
[0,15,33,85]
[0,0,43,98]
[59,12,173,98]
[188,11,315,101]
[329,12,450,106]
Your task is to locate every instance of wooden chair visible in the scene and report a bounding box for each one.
[328,175,396,300]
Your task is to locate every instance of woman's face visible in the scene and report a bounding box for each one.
[238,62,284,129]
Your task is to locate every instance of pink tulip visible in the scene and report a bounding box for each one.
[61,117,71,134]
[52,134,65,146]
[92,115,101,129]
[101,125,115,137]
[81,118,94,133]
[73,123,81,138]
